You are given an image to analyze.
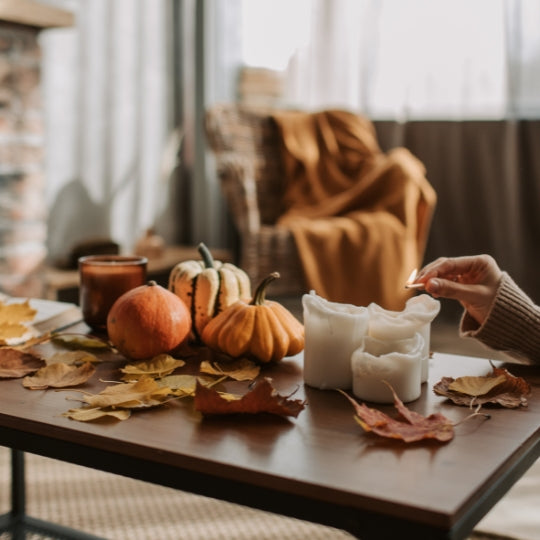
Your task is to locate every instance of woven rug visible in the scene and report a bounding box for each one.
[0,447,536,540]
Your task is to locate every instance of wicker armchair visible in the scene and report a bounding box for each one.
[204,104,435,307]
[204,103,305,296]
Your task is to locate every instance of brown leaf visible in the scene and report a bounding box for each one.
[194,377,305,417]
[22,362,96,390]
[340,386,454,443]
[0,347,45,378]
[433,366,530,408]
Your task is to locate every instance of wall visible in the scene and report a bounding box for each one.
[375,119,540,321]
[0,22,46,297]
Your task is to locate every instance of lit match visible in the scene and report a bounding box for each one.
[405,268,424,289]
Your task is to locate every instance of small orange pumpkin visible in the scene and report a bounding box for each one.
[107,281,191,359]
[201,272,305,363]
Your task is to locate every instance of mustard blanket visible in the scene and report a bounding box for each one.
[272,109,437,310]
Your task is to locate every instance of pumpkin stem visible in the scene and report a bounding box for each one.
[147,280,158,286]
[251,272,280,305]
[198,242,215,269]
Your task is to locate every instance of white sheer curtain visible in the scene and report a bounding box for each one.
[39,0,172,263]
[241,0,540,120]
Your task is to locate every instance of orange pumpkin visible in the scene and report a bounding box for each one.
[201,272,305,363]
[107,281,191,359]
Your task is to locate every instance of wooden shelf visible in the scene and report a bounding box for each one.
[43,245,232,301]
[0,0,74,28]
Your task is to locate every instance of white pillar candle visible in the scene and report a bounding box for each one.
[351,333,424,404]
[302,291,369,389]
[368,294,440,383]
[403,295,441,382]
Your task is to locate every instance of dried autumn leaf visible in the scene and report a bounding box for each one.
[0,323,32,342]
[194,377,305,417]
[0,347,45,378]
[22,362,96,390]
[434,366,530,408]
[448,374,508,396]
[156,374,219,397]
[0,299,36,324]
[340,386,454,443]
[120,354,186,381]
[0,300,37,345]
[200,358,260,381]
[83,377,171,409]
[46,350,99,366]
[52,334,110,350]
[63,406,131,422]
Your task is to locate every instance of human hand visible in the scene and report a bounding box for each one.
[415,254,503,326]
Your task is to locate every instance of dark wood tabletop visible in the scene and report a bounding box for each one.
[0,318,539,540]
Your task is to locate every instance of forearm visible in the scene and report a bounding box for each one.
[460,272,540,363]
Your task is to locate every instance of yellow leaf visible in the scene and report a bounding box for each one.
[52,335,109,349]
[47,350,99,366]
[216,391,243,402]
[0,300,38,345]
[448,374,508,397]
[22,362,96,390]
[63,406,131,422]
[0,323,31,340]
[84,377,171,409]
[0,299,36,324]
[120,354,186,381]
[200,357,260,381]
[157,374,198,396]
[157,374,220,397]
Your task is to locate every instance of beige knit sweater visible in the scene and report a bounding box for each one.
[460,272,540,364]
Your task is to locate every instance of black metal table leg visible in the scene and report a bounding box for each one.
[11,448,27,539]
[1,448,106,539]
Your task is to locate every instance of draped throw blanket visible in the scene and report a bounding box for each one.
[272,110,437,311]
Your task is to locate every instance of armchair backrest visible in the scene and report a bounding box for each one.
[204,104,287,225]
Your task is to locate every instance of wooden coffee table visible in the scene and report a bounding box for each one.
[0,314,539,540]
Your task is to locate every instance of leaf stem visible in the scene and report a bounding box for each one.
[453,403,491,426]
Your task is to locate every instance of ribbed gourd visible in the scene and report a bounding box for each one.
[201,272,305,363]
[168,243,251,341]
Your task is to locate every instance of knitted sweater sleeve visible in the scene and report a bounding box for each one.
[460,272,540,364]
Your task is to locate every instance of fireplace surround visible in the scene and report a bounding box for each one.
[0,0,72,297]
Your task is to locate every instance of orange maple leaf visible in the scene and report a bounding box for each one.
[340,385,454,443]
[194,377,305,417]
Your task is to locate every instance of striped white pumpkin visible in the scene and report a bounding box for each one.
[168,243,251,341]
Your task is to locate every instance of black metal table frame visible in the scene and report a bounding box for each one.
[0,449,104,540]
[1,424,539,540]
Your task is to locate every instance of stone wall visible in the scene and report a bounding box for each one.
[0,22,46,297]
